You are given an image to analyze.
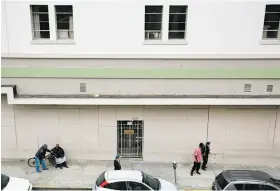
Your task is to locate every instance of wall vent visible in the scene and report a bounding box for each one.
[244,84,251,92]
[80,83,86,92]
[267,85,273,92]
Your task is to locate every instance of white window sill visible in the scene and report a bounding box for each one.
[143,40,188,45]
[260,40,280,45]
[31,40,76,45]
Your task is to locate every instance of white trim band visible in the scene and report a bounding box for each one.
[2,87,280,106]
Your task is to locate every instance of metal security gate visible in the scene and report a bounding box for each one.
[117,120,143,158]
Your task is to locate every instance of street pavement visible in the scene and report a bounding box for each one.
[1,159,280,190]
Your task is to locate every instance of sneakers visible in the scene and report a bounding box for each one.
[43,168,48,170]
[196,171,201,175]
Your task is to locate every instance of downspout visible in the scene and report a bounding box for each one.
[273,106,279,148]
[3,0,11,53]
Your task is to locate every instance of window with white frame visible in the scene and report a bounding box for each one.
[55,5,74,39]
[145,6,163,40]
[262,4,280,40]
[168,6,187,39]
[30,5,50,39]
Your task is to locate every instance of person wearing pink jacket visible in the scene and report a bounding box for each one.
[190,143,204,176]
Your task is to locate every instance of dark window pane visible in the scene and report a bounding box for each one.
[39,22,50,30]
[56,14,72,22]
[233,184,244,190]
[145,23,161,30]
[38,13,49,21]
[127,181,150,190]
[168,32,185,39]
[145,14,162,22]
[169,14,186,22]
[96,172,106,186]
[264,13,280,21]
[56,5,73,13]
[266,5,280,12]
[169,23,186,30]
[264,22,280,30]
[243,184,260,190]
[40,31,50,38]
[104,182,127,190]
[57,22,69,29]
[145,32,161,40]
[259,184,278,190]
[170,6,187,13]
[145,6,162,13]
[31,5,48,13]
[263,31,278,39]
[216,173,229,190]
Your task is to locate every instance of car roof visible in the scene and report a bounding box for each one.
[222,170,274,184]
[105,170,143,182]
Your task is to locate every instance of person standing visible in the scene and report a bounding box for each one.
[51,144,69,169]
[114,155,121,170]
[190,143,204,176]
[35,144,51,173]
[202,142,211,170]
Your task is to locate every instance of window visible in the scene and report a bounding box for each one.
[145,6,163,40]
[30,5,50,39]
[168,6,187,39]
[243,183,261,190]
[233,183,244,190]
[267,85,273,92]
[259,184,278,190]
[244,84,251,92]
[104,181,127,190]
[263,5,280,40]
[1,174,10,190]
[127,181,151,190]
[55,5,74,39]
[141,172,160,190]
[216,173,229,190]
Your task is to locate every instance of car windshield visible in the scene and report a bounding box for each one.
[141,172,160,190]
[216,173,229,190]
[1,174,10,190]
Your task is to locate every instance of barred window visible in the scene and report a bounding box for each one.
[30,5,50,39]
[145,6,163,40]
[55,5,74,39]
[168,6,187,39]
[262,5,280,39]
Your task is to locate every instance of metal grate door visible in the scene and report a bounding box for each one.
[117,120,143,158]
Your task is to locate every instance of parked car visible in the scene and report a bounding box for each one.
[94,170,177,191]
[1,173,32,191]
[212,170,280,190]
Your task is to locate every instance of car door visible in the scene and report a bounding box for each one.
[103,181,128,190]
[127,181,151,191]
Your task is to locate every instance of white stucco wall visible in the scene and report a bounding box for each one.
[1,0,280,56]
[2,97,280,165]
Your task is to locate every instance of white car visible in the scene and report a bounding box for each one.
[1,173,32,191]
[94,170,177,191]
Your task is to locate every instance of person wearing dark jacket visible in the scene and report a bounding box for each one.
[114,155,121,170]
[202,142,211,170]
[51,144,69,169]
[35,144,51,173]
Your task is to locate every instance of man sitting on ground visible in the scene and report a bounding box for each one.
[51,144,69,169]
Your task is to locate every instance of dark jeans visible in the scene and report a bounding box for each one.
[202,155,209,169]
[191,162,201,173]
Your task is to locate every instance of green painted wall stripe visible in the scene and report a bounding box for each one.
[2,67,280,79]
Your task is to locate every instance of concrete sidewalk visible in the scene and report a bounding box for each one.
[1,160,280,190]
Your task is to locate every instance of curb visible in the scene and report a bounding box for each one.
[32,186,92,190]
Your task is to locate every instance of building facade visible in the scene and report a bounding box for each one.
[1,0,280,165]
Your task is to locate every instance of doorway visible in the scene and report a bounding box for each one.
[117,120,143,158]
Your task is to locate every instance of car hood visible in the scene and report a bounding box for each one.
[158,178,177,191]
[3,177,31,191]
